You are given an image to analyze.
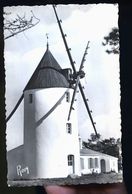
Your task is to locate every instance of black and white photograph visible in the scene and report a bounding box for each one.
[4,4,122,186]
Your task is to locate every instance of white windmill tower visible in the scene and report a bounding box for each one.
[23,40,82,178]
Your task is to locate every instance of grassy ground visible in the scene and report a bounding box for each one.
[8,172,123,187]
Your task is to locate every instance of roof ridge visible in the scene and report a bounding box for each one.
[80,148,118,159]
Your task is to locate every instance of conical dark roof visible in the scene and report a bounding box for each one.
[24,48,69,91]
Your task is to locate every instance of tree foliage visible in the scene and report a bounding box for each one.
[89,133,101,142]
[4,11,40,40]
[102,27,119,54]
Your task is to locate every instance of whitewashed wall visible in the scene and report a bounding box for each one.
[24,87,81,178]
[80,155,118,174]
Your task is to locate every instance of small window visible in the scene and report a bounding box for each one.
[88,158,90,169]
[95,158,98,168]
[66,92,70,102]
[29,94,33,103]
[68,155,74,166]
[66,123,72,134]
[89,158,94,168]
[80,158,84,169]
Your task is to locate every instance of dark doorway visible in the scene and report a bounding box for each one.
[68,155,75,174]
[100,159,106,173]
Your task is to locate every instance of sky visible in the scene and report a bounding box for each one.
[4,4,120,151]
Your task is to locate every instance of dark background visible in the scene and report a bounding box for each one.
[0,1,132,194]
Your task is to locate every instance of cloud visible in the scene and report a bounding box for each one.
[4,4,93,27]
[79,112,121,142]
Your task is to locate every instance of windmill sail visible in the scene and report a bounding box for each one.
[68,41,90,121]
[6,93,24,123]
[53,5,98,136]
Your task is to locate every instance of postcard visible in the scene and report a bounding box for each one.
[4,4,122,186]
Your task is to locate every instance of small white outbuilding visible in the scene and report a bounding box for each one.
[80,148,118,175]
